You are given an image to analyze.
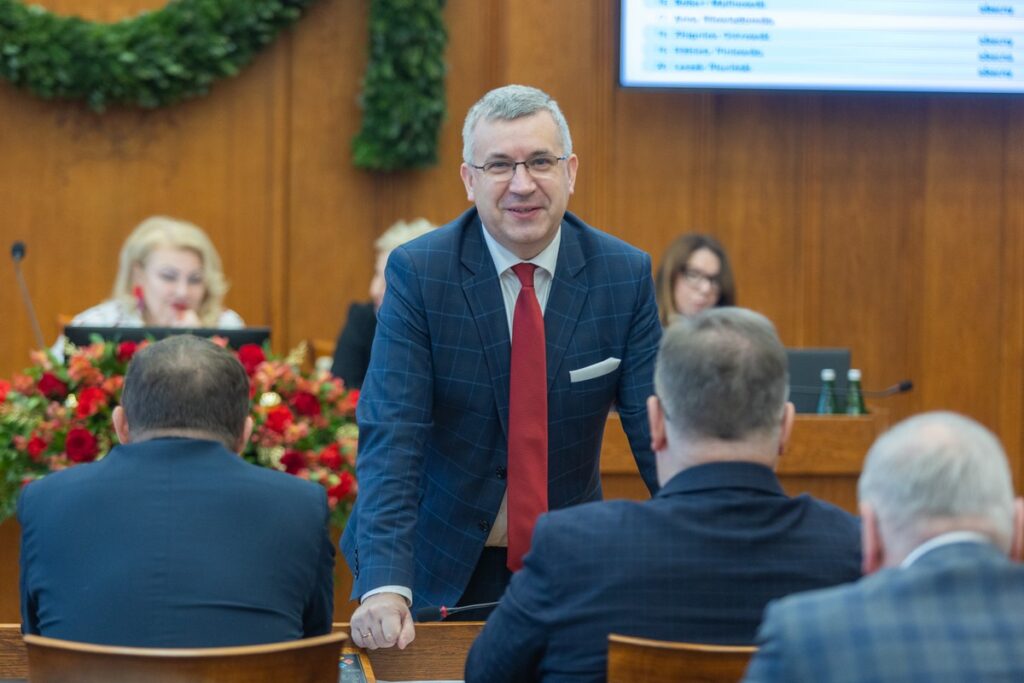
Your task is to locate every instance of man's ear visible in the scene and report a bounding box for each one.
[860,502,885,575]
[459,163,475,202]
[234,416,254,454]
[112,406,131,445]
[777,401,796,456]
[1010,498,1024,561]
[647,395,667,453]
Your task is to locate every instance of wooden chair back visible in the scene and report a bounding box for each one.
[24,631,348,683]
[607,634,756,683]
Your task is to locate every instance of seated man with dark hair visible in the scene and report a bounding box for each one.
[465,307,862,683]
[19,335,335,647]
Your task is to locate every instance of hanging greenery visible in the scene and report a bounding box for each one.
[0,0,447,169]
[0,0,319,111]
[351,0,446,171]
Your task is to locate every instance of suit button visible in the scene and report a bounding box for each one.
[496,466,506,480]
[478,520,490,532]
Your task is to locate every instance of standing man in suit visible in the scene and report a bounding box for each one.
[343,84,662,649]
[464,307,862,683]
[19,335,335,647]
[745,411,1024,682]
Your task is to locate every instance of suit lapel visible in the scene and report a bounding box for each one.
[545,219,588,391]
[460,215,513,438]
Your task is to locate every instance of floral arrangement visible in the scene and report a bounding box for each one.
[0,338,358,528]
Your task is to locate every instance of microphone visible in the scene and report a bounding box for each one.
[864,380,913,398]
[415,601,500,623]
[10,241,46,351]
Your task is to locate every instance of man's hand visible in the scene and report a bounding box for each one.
[350,592,415,650]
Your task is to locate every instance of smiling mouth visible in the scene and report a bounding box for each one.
[506,207,539,216]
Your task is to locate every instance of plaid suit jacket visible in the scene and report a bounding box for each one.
[464,462,862,683]
[745,541,1024,683]
[341,208,660,610]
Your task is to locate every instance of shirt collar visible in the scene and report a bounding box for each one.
[480,221,561,278]
[900,530,993,568]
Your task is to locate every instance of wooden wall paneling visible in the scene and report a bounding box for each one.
[919,98,1006,432]
[708,93,806,338]
[606,89,714,262]
[285,0,376,350]
[806,96,927,424]
[999,101,1024,482]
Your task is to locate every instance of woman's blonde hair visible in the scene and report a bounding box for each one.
[111,216,230,326]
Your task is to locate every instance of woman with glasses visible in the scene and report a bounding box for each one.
[655,233,736,326]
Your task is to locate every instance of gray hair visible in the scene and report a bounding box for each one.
[654,307,788,441]
[462,84,573,164]
[859,411,1015,551]
[374,218,436,255]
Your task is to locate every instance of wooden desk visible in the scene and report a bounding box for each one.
[601,413,889,513]
[0,622,482,682]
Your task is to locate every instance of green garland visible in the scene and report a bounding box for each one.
[0,0,447,169]
[352,0,446,171]
[0,0,318,110]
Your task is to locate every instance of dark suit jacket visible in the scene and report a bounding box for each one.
[745,540,1024,683]
[464,461,863,683]
[342,208,661,610]
[18,437,335,647]
[331,301,376,390]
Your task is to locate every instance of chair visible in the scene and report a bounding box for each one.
[24,631,348,683]
[607,634,756,683]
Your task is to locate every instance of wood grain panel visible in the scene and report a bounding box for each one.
[803,95,926,425]
[919,100,1006,429]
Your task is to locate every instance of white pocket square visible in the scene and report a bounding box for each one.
[569,357,621,383]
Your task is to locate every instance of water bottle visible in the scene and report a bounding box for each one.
[816,368,837,415]
[846,368,867,415]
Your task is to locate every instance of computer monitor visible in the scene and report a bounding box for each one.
[63,326,271,350]
[785,348,851,414]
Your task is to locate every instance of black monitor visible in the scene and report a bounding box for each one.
[63,326,271,350]
[786,347,851,414]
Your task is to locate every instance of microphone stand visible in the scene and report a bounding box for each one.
[11,242,46,351]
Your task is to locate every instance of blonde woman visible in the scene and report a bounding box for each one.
[54,216,243,355]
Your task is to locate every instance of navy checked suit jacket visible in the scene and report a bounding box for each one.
[341,208,661,610]
[464,462,863,683]
[745,541,1024,683]
[18,438,335,647]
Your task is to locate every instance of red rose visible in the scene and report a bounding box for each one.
[338,389,359,414]
[328,471,356,500]
[0,379,10,403]
[116,341,139,363]
[65,427,99,463]
[27,436,47,460]
[37,372,68,400]
[280,450,307,474]
[319,444,342,470]
[75,386,108,419]
[237,344,266,375]
[291,391,321,417]
[264,405,294,434]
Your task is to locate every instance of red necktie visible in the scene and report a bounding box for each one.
[507,262,548,572]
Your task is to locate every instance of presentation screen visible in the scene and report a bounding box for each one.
[620,0,1023,94]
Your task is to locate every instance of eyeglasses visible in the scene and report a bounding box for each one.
[467,154,568,181]
[680,267,722,290]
